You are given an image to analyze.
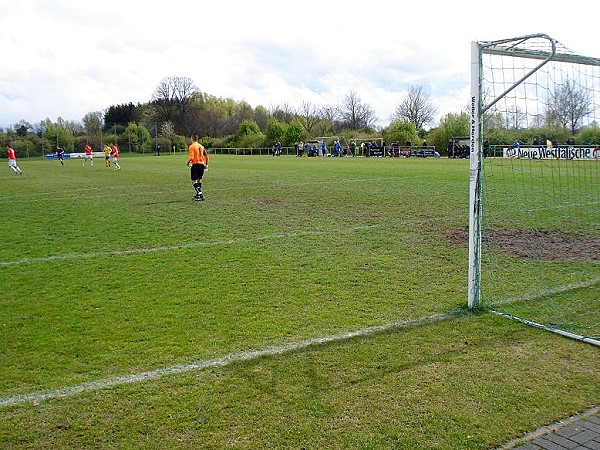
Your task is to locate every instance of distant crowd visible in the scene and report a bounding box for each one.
[292,139,440,158]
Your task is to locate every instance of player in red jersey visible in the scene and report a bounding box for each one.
[6,145,23,174]
[111,143,121,170]
[83,144,93,166]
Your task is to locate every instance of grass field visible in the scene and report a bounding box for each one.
[0,154,598,449]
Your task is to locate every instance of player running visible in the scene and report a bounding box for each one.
[111,143,121,170]
[83,144,93,166]
[6,145,23,174]
[56,146,65,166]
[103,144,112,167]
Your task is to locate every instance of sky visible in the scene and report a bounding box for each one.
[1,0,597,130]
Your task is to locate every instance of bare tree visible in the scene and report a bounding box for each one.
[547,78,593,134]
[316,105,338,135]
[394,86,437,130]
[338,90,377,131]
[150,76,199,133]
[270,102,295,123]
[297,101,322,134]
[506,105,526,129]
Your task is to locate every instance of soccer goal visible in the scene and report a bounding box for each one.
[468,33,600,345]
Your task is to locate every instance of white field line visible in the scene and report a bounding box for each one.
[0,311,461,409]
[0,212,464,268]
[491,277,600,304]
[0,225,382,267]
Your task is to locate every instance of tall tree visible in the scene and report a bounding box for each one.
[103,103,139,131]
[547,78,593,134]
[265,118,285,145]
[385,119,419,145]
[82,111,103,137]
[426,112,469,153]
[394,86,437,130]
[283,119,304,147]
[338,90,376,131]
[15,120,32,137]
[149,76,198,134]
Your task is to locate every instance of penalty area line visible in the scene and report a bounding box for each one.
[0,310,461,409]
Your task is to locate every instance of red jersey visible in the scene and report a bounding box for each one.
[112,146,119,158]
[85,145,92,155]
[7,147,16,160]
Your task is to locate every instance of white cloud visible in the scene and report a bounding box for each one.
[0,0,597,129]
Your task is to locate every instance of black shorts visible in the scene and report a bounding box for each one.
[190,164,205,181]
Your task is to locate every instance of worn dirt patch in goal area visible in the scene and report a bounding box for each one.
[447,228,600,263]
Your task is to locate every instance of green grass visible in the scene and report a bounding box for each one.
[480,157,600,337]
[0,154,598,449]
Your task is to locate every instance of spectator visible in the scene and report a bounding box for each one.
[349,141,356,157]
[333,140,341,157]
[304,142,311,156]
[447,139,455,158]
[275,141,282,156]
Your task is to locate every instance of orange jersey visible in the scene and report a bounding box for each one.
[187,142,209,166]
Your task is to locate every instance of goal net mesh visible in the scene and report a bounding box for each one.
[472,34,600,342]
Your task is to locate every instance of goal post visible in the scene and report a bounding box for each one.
[468,34,600,344]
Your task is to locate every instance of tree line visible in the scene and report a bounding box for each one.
[2,76,599,158]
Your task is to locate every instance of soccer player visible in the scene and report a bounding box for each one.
[56,146,65,166]
[103,144,112,167]
[187,134,209,201]
[83,144,93,166]
[111,143,121,170]
[6,145,23,174]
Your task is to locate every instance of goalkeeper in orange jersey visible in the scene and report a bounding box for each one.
[187,134,209,201]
